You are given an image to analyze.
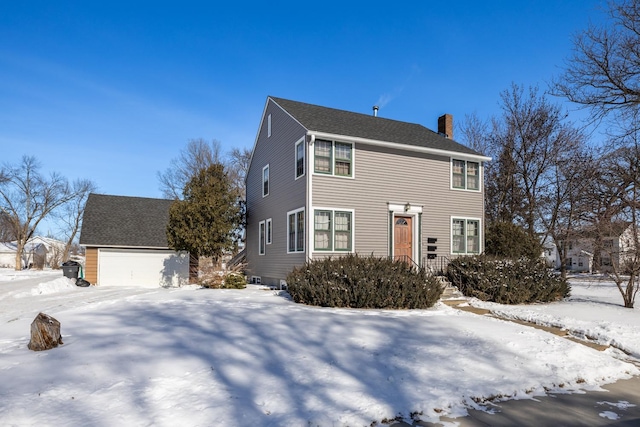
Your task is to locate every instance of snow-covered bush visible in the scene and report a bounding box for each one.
[447,256,570,304]
[286,254,443,309]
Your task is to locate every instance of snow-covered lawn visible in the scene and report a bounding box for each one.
[0,269,638,426]
[470,275,640,360]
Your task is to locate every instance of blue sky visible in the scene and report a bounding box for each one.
[1,1,607,234]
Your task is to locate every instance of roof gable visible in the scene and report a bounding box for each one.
[79,194,174,248]
[269,96,483,157]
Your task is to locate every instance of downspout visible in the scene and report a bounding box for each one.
[307,133,315,262]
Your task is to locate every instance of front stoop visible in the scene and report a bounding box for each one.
[437,277,465,300]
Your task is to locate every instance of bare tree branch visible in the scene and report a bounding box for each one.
[0,156,76,270]
[553,0,640,127]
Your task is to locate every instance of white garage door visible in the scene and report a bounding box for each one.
[98,249,189,288]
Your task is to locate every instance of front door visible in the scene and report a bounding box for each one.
[394,215,413,263]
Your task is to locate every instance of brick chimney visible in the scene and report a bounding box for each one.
[438,114,453,139]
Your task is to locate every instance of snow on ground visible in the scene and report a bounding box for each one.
[470,274,640,360]
[0,268,638,426]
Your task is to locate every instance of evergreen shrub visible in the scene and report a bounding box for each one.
[447,256,570,304]
[223,272,247,289]
[286,254,443,309]
[485,221,543,259]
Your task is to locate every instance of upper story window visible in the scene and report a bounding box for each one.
[267,114,272,137]
[452,218,480,254]
[262,164,269,197]
[314,139,353,177]
[295,139,305,178]
[452,159,480,191]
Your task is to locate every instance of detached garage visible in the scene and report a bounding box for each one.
[79,194,190,288]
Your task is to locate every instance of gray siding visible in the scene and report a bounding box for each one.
[311,143,485,263]
[246,100,307,286]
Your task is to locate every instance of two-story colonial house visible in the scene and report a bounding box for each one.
[245,97,490,288]
[556,221,638,273]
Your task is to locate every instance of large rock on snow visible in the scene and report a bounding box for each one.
[28,312,63,351]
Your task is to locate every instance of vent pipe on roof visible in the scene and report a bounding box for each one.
[373,105,379,117]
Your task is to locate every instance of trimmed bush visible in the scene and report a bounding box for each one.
[223,272,247,289]
[447,256,570,304]
[286,254,443,309]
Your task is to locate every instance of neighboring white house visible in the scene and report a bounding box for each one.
[0,236,66,269]
[541,236,558,268]
[555,222,637,273]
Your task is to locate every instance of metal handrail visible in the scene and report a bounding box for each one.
[393,255,421,270]
[423,255,450,276]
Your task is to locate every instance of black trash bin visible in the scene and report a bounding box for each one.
[61,261,80,279]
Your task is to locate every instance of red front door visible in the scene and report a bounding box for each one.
[394,216,412,263]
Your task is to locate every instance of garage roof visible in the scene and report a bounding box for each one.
[79,194,174,248]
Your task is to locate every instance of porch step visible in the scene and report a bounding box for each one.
[437,276,465,300]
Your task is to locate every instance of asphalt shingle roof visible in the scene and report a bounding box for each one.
[79,194,174,248]
[270,97,483,157]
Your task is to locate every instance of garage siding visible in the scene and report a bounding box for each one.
[85,248,98,284]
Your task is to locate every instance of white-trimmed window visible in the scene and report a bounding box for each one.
[266,218,272,245]
[314,209,353,251]
[452,159,480,190]
[295,139,305,178]
[262,164,269,197]
[287,208,305,253]
[452,218,480,254]
[267,114,272,137]
[259,220,266,255]
[314,139,353,177]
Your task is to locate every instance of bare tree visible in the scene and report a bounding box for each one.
[227,146,251,200]
[458,113,515,225]
[551,0,640,306]
[54,179,98,262]
[538,146,592,278]
[488,84,583,236]
[157,139,223,200]
[595,141,640,307]
[457,112,491,155]
[0,156,78,270]
[553,0,640,129]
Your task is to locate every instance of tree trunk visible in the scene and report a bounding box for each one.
[28,313,63,351]
[189,253,199,284]
[14,239,25,271]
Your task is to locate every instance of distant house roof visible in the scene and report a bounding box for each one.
[79,194,174,248]
[269,96,485,158]
[0,236,65,254]
[577,221,635,239]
